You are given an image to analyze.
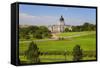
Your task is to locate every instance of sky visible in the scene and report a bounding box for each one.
[19,4,96,26]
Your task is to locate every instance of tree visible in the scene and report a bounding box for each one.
[19,27,30,39]
[19,25,52,40]
[71,22,96,32]
[34,33,43,39]
[72,45,83,61]
[82,22,96,31]
[28,26,39,34]
[39,26,52,38]
[82,23,90,31]
[64,28,70,32]
[26,41,40,63]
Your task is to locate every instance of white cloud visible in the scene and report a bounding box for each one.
[19,13,94,26]
[19,13,36,20]
[19,13,58,26]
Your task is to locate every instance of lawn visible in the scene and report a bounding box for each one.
[19,31,96,63]
[56,31,95,37]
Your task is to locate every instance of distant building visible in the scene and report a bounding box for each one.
[48,15,72,33]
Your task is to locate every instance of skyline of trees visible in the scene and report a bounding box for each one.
[65,22,96,32]
[19,22,96,40]
[19,25,52,39]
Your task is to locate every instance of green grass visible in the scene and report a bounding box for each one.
[37,38,95,52]
[19,31,96,63]
[82,56,96,60]
[19,55,96,63]
[56,31,95,37]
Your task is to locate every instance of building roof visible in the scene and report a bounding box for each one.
[60,15,64,21]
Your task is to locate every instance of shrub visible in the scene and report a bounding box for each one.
[25,41,40,63]
[72,45,83,61]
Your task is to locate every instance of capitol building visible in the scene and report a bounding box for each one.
[48,15,72,33]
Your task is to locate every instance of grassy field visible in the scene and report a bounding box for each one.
[19,31,96,63]
[56,31,95,37]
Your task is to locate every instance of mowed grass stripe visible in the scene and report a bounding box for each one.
[56,31,95,37]
[19,31,96,52]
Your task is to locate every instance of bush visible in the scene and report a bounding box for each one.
[58,37,64,40]
[34,33,43,39]
[25,41,40,63]
[72,45,83,61]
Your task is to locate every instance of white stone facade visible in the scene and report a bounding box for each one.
[48,16,72,33]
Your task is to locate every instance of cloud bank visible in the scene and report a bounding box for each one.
[19,13,59,26]
[19,13,95,26]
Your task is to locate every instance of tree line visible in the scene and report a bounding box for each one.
[65,22,96,32]
[19,26,52,40]
[19,22,96,40]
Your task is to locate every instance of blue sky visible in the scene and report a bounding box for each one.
[19,4,96,26]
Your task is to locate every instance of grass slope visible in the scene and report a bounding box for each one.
[19,31,96,63]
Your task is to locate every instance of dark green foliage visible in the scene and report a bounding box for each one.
[72,45,83,61]
[19,25,52,40]
[34,33,43,39]
[58,37,64,40]
[64,27,71,32]
[72,26,82,32]
[28,26,39,34]
[82,22,96,31]
[39,26,52,38]
[19,27,30,39]
[25,41,40,63]
[72,22,96,32]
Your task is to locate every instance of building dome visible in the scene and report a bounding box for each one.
[60,15,64,21]
[59,15,65,26]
